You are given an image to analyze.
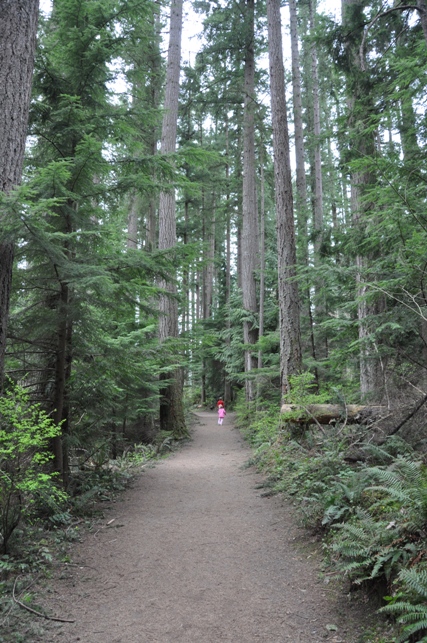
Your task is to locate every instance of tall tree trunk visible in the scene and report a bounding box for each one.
[267,0,302,397]
[51,278,72,483]
[127,191,139,249]
[51,296,66,476]
[224,119,233,405]
[128,5,161,252]
[258,152,265,373]
[201,194,207,405]
[342,0,383,399]
[256,148,266,405]
[0,0,39,389]
[396,25,427,391]
[50,200,75,482]
[289,0,318,383]
[147,5,162,251]
[309,0,327,366]
[205,196,216,319]
[241,0,259,402]
[310,0,324,263]
[289,0,309,240]
[158,0,186,436]
[182,197,190,334]
[417,0,427,44]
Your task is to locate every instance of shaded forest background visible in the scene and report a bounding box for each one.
[3,0,427,639]
[3,0,427,467]
[2,0,427,470]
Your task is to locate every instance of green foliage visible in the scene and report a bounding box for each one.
[0,383,66,554]
[238,388,427,640]
[329,458,427,589]
[235,396,282,449]
[381,567,427,642]
[286,371,327,404]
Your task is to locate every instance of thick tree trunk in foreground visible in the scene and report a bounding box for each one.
[267,0,302,398]
[0,0,39,389]
[158,0,186,436]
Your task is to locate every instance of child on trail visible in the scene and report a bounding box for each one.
[217,403,226,425]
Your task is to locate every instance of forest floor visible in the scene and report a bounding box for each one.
[25,411,389,642]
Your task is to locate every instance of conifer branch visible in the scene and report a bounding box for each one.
[360,5,420,70]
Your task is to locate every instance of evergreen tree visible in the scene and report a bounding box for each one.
[7,0,172,480]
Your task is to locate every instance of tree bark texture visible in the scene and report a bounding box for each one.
[258,153,266,372]
[309,0,324,261]
[0,0,39,388]
[203,197,216,320]
[267,0,302,397]
[417,0,427,45]
[342,0,384,399]
[224,122,233,405]
[146,5,162,252]
[242,0,259,401]
[51,279,73,484]
[158,0,186,436]
[127,191,139,249]
[289,0,318,377]
[289,0,309,232]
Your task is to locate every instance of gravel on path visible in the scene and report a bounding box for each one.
[38,411,371,642]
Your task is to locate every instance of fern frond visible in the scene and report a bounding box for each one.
[399,568,427,598]
[367,484,410,504]
[381,600,417,615]
[396,619,427,642]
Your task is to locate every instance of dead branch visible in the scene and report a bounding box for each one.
[12,578,75,624]
[281,403,385,424]
[300,405,327,434]
[379,393,427,442]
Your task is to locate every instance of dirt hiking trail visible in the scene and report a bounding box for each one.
[39,411,372,642]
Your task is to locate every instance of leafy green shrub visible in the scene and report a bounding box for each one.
[0,383,66,553]
[286,371,330,406]
[114,442,157,467]
[67,440,160,515]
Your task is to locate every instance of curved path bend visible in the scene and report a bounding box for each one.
[40,411,368,642]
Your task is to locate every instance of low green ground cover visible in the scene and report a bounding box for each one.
[235,382,427,643]
[0,384,180,641]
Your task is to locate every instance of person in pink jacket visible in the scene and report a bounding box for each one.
[217,404,226,425]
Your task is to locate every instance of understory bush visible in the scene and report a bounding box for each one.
[0,417,172,642]
[0,382,66,555]
[236,375,427,642]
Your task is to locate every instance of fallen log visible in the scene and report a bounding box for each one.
[281,403,385,424]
